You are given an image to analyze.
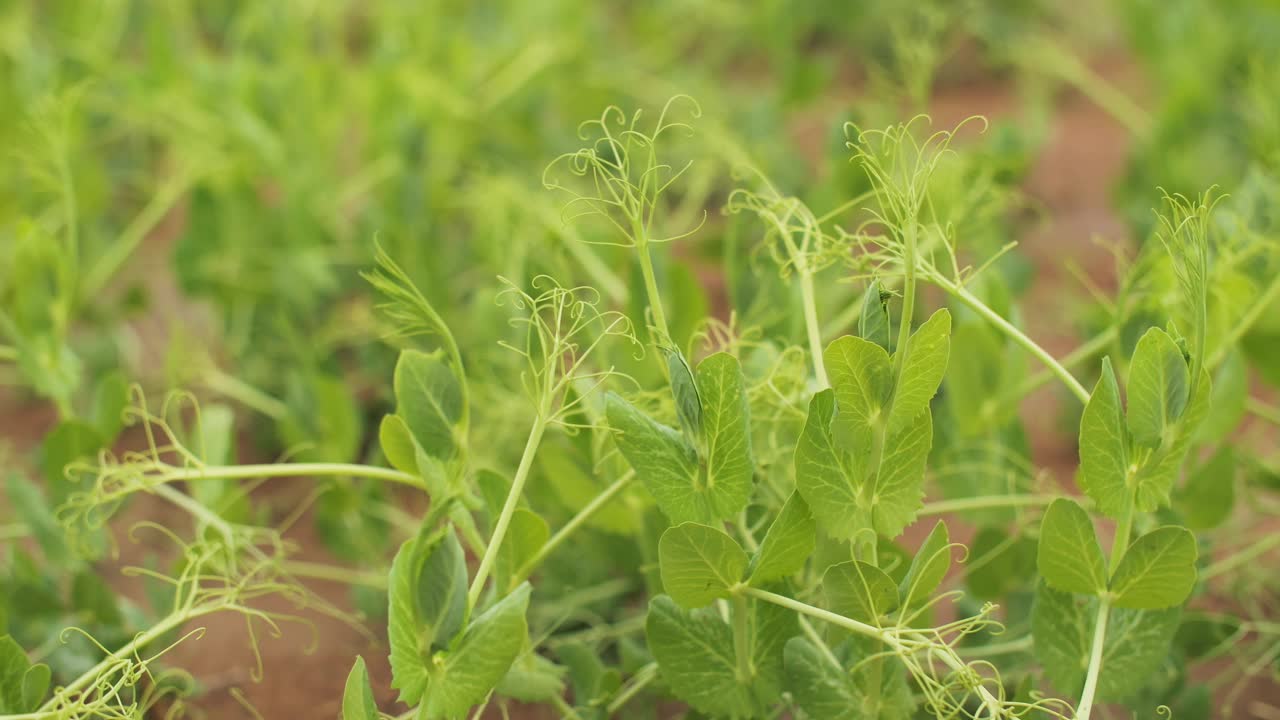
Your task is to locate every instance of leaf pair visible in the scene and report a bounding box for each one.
[795,309,951,539]
[386,525,530,718]
[1037,499,1197,609]
[823,520,953,624]
[1079,327,1208,516]
[607,352,753,525]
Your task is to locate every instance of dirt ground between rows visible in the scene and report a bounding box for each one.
[2,55,1277,718]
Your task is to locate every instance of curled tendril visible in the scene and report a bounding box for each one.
[726,188,851,279]
[544,96,705,248]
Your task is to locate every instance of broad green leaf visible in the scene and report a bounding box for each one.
[607,393,740,524]
[1175,447,1235,530]
[646,595,754,717]
[659,522,747,608]
[871,410,933,537]
[1130,368,1211,512]
[388,527,468,705]
[784,636,912,719]
[795,389,867,540]
[749,491,816,585]
[341,656,378,720]
[1109,527,1198,609]
[824,336,892,457]
[1032,582,1180,700]
[379,414,419,476]
[1126,327,1190,449]
[887,308,951,435]
[495,509,549,592]
[20,664,49,713]
[823,561,899,624]
[899,520,951,608]
[858,281,892,352]
[497,650,565,702]
[1079,358,1130,518]
[420,583,531,718]
[394,350,463,460]
[667,349,702,441]
[1037,499,1107,595]
[695,352,753,518]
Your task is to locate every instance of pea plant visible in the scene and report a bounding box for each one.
[3,94,1279,720]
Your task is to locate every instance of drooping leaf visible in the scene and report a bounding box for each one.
[694,352,753,519]
[887,308,951,435]
[1126,327,1190,449]
[749,491,816,585]
[898,520,951,608]
[1032,582,1181,700]
[1037,499,1107,596]
[5,475,69,567]
[823,561,899,625]
[1078,358,1130,518]
[646,595,754,717]
[419,584,531,718]
[387,527,468,705]
[341,656,378,720]
[659,523,747,608]
[1109,527,1198,609]
[394,349,463,460]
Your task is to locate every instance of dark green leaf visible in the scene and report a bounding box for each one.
[645,596,754,717]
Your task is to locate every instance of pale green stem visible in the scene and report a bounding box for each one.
[549,692,586,720]
[156,463,426,492]
[799,270,829,388]
[82,172,192,297]
[1075,600,1111,720]
[468,416,547,608]
[510,471,636,590]
[959,635,1034,659]
[1008,326,1117,402]
[635,235,670,342]
[283,561,387,590]
[0,524,29,542]
[937,278,1091,406]
[917,494,1061,517]
[1246,397,1280,427]
[742,587,1006,717]
[732,594,752,684]
[892,220,919,383]
[1202,532,1280,581]
[203,368,289,420]
[605,662,659,714]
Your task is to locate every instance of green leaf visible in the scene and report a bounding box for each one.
[887,308,950,435]
[1079,358,1130,518]
[645,595,754,717]
[90,370,129,442]
[1126,327,1191,449]
[858,281,892,352]
[537,439,636,534]
[495,509,548,593]
[872,411,933,537]
[388,527,468,705]
[20,664,49,713]
[784,636,912,719]
[1032,582,1181,700]
[695,352,753,518]
[5,475,69,566]
[966,527,1037,600]
[1175,447,1235,530]
[39,420,103,504]
[824,336,892,458]
[341,656,378,720]
[607,392,742,524]
[420,584,531,718]
[749,592,798,706]
[659,522,747,608]
[497,650,565,702]
[0,635,30,713]
[1130,368,1211,512]
[899,520,951,608]
[1109,527,1198,609]
[395,349,463,460]
[1037,499,1107,596]
[1197,348,1246,444]
[823,561,899,624]
[749,491,816,585]
[667,349,702,441]
[379,414,419,476]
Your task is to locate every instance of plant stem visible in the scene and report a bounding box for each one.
[917,494,1061,516]
[606,662,659,714]
[1007,325,1117,402]
[937,278,1091,405]
[511,471,635,589]
[742,587,1006,718]
[203,368,289,419]
[156,463,426,491]
[468,416,547,608]
[1108,504,1134,575]
[1203,532,1280,581]
[799,270,829,387]
[892,219,919,383]
[1246,397,1280,427]
[1075,599,1111,720]
[732,594,752,684]
[82,171,193,298]
[283,561,388,589]
[959,635,1034,659]
[634,229,670,341]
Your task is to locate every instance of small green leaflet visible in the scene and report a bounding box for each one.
[823,561,899,625]
[899,520,951,609]
[379,414,420,476]
[824,335,892,459]
[388,526,468,705]
[659,522,747,608]
[1032,582,1181,700]
[1109,527,1198,609]
[1078,358,1130,518]
[605,352,752,524]
[394,349,464,460]
[1126,327,1190,449]
[417,584,532,719]
[646,595,755,717]
[341,656,378,720]
[858,281,892,352]
[1037,499,1107,596]
[748,491,816,585]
